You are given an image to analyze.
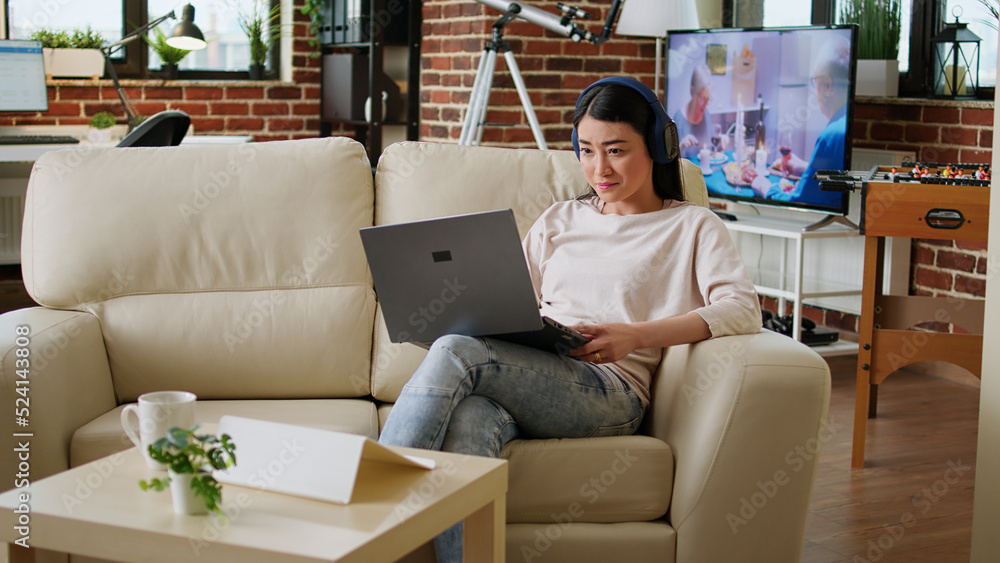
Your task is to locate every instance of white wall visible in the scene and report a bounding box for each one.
[970,39,1000,561]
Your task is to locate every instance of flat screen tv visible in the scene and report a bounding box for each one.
[664,25,857,219]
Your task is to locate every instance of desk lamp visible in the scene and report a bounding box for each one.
[102,4,207,129]
[615,0,700,100]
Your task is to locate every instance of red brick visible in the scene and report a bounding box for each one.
[266,86,303,99]
[937,250,977,272]
[267,117,305,131]
[978,257,988,275]
[914,267,953,290]
[82,103,125,117]
[252,102,290,116]
[887,104,922,121]
[58,86,100,100]
[981,128,994,148]
[961,108,993,126]
[226,117,264,130]
[210,102,250,115]
[939,126,978,147]
[956,240,988,251]
[960,149,992,164]
[133,102,167,116]
[44,101,81,117]
[169,102,209,116]
[225,87,264,99]
[145,87,183,99]
[824,310,859,333]
[954,275,987,297]
[190,117,225,132]
[870,123,904,142]
[851,103,886,121]
[904,124,938,143]
[291,102,319,116]
[184,87,224,100]
[912,245,935,265]
[922,106,961,123]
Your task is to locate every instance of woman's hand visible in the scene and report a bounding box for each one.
[568,323,642,364]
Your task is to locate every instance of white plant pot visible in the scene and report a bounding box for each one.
[855,59,899,97]
[169,471,209,515]
[42,48,105,79]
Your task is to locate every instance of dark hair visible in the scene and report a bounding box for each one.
[573,83,684,202]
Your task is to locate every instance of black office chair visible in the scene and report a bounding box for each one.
[117,110,191,148]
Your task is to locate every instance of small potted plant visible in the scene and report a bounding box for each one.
[138,426,236,516]
[31,27,106,79]
[839,0,902,97]
[145,27,192,80]
[239,1,282,79]
[87,111,117,144]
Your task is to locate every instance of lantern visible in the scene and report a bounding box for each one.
[930,7,981,99]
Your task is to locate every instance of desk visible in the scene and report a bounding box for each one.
[0,133,253,264]
[851,173,987,467]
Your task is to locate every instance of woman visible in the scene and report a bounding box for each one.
[378,77,761,562]
[674,64,714,159]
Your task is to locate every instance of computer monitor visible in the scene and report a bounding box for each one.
[0,40,49,113]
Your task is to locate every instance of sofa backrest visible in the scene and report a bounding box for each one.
[22,137,377,402]
[370,142,709,402]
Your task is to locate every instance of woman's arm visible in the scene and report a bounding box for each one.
[569,312,711,363]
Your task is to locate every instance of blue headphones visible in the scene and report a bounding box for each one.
[571,76,679,164]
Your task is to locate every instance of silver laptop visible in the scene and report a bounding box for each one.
[360,209,589,354]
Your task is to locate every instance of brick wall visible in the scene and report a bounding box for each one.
[419,0,656,147]
[0,1,332,141]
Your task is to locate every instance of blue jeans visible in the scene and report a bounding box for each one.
[378,335,645,563]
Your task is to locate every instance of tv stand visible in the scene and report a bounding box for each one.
[803,214,860,232]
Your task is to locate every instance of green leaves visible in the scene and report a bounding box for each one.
[839,0,902,60]
[300,0,326,58]
[144,27,192,66]
[138,425,237,516]
[30,27,105,49]
[239,2,283,67]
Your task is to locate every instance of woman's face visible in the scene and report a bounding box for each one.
[576,115,659,215]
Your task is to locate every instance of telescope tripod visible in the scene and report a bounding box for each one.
[459,7,548,149]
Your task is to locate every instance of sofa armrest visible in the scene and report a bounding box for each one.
[0,308,116,491]
[645,330,832,562]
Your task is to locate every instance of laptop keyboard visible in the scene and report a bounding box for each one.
[0,135,80,145]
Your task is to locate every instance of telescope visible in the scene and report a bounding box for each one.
[475,0,624,45]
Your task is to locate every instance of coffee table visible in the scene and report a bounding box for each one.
[0,445,506,562]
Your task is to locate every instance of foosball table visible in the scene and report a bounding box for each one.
[819,162,989,468]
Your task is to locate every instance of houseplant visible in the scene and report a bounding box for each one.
[145,27,192,79]
[301,0,325,58]
[138,426,236,515]
[87,111,117,144]
[840,0,902,96]
[31,27,106,79]
[239,1,282,79]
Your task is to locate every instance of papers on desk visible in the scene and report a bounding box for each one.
[215,416,435,505]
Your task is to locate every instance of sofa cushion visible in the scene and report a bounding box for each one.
[22,137,377,402]
[506,522,676,563]
[503,435,673,524]
[70,399,380,467]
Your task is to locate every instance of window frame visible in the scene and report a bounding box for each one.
[725,0,966,97]
[113,0,282,80]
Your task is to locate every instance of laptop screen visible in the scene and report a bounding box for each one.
[0,40,50,113]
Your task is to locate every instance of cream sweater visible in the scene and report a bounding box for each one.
[522,197,762,407]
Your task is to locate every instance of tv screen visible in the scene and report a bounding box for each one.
[664,25,857,216]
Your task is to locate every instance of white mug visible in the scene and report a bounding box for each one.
[121,391,197,470]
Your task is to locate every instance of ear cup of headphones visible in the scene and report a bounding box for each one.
[572,76,678,164]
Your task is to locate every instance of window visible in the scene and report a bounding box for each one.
[6,0,281,79]
[741,0,996,92]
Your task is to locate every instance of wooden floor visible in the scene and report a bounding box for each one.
[802,354,979,562]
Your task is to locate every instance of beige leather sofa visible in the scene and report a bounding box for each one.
[0,137,831,562]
